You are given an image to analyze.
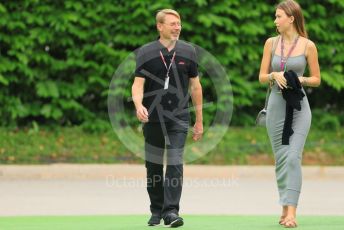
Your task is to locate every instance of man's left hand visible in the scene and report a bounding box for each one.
[192,121,203,141]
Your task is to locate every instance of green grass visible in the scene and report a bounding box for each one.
[0,215,343,230]
[1,126,343,165]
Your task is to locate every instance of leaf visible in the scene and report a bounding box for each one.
[36,81,59,98]
[0,3,7,13]
[0,74,9,85]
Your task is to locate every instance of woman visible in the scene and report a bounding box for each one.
[259,0,320,228]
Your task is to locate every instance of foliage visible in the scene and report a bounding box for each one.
[0,0,343,128]
[312,108,341,131]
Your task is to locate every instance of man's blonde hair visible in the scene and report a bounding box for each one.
[156,9,180,23]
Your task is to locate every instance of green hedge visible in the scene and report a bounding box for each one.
[0,0,343,128]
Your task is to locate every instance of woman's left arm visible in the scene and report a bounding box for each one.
[299,41,321,87]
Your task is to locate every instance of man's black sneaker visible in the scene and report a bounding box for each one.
[148,214,162,226]
[164,213,184,228]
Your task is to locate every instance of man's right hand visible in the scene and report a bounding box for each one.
[136,105,149,123]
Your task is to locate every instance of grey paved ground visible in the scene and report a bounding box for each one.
[0,164,343,216]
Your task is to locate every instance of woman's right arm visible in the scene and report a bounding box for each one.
[259,38,274,84]
[259,38,287,89]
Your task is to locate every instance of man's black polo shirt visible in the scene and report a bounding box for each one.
[135,40,198,123]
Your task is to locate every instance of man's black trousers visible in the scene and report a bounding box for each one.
[143,121,188,218]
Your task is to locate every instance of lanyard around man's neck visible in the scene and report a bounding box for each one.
[159,51,176,89]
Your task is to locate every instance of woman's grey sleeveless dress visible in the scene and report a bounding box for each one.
[267,51,312,207]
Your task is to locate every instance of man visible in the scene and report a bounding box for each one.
[132,9,203,228]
